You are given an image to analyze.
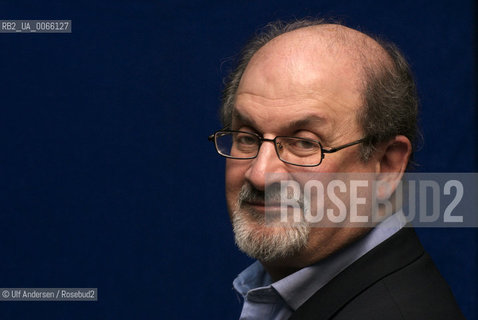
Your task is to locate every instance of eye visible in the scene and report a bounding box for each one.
[282,137,321,156]
[293,139,317,150]
[235,133,257,145]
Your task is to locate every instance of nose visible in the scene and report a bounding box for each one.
[244,139,285,191]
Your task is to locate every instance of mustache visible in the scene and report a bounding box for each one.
[238,183,305,208]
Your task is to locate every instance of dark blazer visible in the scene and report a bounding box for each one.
[290,228,465,320]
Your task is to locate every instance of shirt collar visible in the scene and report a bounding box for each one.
[233,260,273,298]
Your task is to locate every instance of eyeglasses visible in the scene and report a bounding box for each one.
[208,130,366,167]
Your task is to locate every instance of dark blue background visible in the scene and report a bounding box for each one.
[0,1,476,319]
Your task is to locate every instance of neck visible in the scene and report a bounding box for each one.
[260,252,316,282]
[262,264,300,282]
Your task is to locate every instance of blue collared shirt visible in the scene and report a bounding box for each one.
[233,211,408,320]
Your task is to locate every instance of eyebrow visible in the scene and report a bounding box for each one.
[231,109,258,128]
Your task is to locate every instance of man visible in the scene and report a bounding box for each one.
[209,19,465,319]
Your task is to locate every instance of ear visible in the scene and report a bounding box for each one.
[378,135,412,174]
[375,135,412,200]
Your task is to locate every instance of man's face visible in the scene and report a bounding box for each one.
[225,30,380,267]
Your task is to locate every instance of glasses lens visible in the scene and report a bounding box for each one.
[276,137,322,166]
[215,131,259,158]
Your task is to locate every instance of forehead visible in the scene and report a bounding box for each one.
[234,28,364,135]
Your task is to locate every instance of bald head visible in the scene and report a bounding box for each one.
[239,24,394,115]
[248,24,393,75]
[239,25,391,113]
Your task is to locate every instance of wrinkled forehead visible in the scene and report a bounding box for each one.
[235,30,368,126]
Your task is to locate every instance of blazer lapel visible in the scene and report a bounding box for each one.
[290,227,424,320]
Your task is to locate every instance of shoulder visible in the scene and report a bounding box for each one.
[290,228,465,320]
[334,252,465,320]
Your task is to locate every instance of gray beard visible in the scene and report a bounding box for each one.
[231,184,310,262]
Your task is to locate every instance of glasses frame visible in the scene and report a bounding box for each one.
[208,130,366,167]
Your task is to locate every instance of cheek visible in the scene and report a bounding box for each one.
[225,160,247,211]
[319,149,367,173]
[225,160,245,187]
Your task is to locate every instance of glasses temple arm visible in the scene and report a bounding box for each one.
[322,138,367,154]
